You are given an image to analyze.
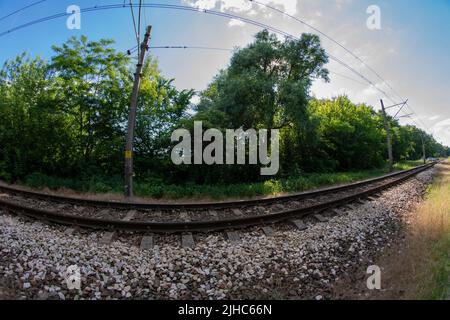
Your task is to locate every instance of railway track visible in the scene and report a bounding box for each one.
[0,163,436,235]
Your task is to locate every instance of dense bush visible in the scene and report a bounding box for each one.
[0,32,448,194]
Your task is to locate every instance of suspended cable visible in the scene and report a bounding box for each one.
[129,0,140,56]
[248,0,433,132]
[328,71,368,87]
[0,2,430,132]
[126,45,233,57]
[151,45,232,51]
[138,0,143,42]
[0,0,47,22]
[0,3,381,94]
[248,0,400,101]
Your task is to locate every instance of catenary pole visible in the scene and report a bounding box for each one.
[124,25,152,197]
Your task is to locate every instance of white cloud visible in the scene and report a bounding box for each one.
[433,118,450,131]
[187,0,216,10]
[228,18,246,27]
[388,48,396,55]
[184,0,298,15]
[160,0,449,145]
[219,0,253,13]
[431,118,450,144]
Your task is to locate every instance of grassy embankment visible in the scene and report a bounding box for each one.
[20,160,425,200]
[370,161,450,300]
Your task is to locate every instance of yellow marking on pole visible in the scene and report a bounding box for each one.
[125,151,133,159]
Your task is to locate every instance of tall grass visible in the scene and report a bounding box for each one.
[369,161,450,300]
[408,163,450,299]
[20,160,424,200]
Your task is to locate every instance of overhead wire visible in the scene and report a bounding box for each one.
[129,0,140,56]
[138,0,142,41]
[328,71,368,87]
[0,0,47,22]
[0,2,391,99]
[248,0,399,100]
[0,1,431,132]
[248,0,432,132]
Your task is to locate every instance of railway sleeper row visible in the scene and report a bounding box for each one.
[0,163,436,248]
[3,193,383,251]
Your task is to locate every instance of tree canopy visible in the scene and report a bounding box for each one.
[0,31,448,188]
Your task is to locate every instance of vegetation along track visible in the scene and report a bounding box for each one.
[0,163,437,234]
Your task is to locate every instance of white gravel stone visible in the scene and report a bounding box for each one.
[0,168,436,300]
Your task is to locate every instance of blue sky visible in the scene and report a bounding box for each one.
[1,0,449,145]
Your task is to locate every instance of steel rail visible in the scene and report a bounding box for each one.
[0,163,435,210]
[0,163,436,234]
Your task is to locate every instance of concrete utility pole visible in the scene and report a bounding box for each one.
[421,133,426,164]
[380,99,394,172]
[124,25,152,198]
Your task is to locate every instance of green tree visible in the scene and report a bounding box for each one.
[194,30,329,179]
[196,30,329,129]
[0,54,70,180]
[50,36,131,174]
[134,57,194,179]
[309,96,385,170]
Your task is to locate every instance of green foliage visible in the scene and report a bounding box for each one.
[22,160,418,200]
[193,30,330,180]
[0,31,448,197]
[309,96,385,170]
[0,36,192,184]
[196,31,328,130]
[50,36,132,174]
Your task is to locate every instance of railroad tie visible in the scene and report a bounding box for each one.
[123,210,137,222]
[290,220,307,231]
[227,231,241,244]
[208,209,219,220]
[368,196,378,202]
[332,209,343,216]
[272,204,285,212]
[256,206,266,214]
[314,214,329,223]
[357,199,366,205]
[180,210,192,222]
[232,209,243,216]
[97,209,110,218]
[182,233,196,249]
[346,204,357,211]
[56,204,67,211]
[99,231,115,245]
[140,235,154,250]
[100,209,139,245]
[154,210,162,218]
[262,226,274,237]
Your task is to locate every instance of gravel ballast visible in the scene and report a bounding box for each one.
[0,168,436,300]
